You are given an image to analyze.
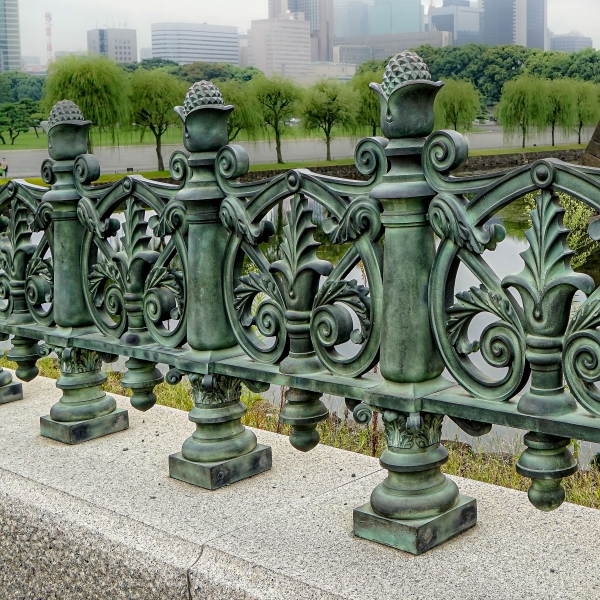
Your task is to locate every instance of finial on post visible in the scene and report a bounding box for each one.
[41,100,91,161]
[174,80,234,153]
[370,51,443,140]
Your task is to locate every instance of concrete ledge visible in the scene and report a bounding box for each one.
[1,373,600,599]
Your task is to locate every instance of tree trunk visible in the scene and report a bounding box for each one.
[33,126,39,139]
[522,126,526,149]
[552,123,555,147]
[579,121,583,145]
[372,123,377,137]
[0,134,7,145]
[275,127,283,164]
[156,133,164,171]
[276,200,284,235]
[326,136,332,161]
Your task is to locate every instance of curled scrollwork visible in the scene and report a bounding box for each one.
[217,144,250,180]
[423,130,469,175]
[74,154,101,185]
[40,159,55,185]
[322,196,382,244]
[27,202,53,233]
[429,193,506,254]
[165,367,185,385]
[77,197,120,238]
[241,379,270,394]
[354,137,388,179]
[222,171,383,377]
[450,417,492,437]
[430,239,529,402]
[169,150,190,183]
[352,402,373,425]
[564,293,600,417]
[148,200,187,236]
[81,184,188,347]
[230,267,288,363]
[25,255,54,326]
[220,196,275,245]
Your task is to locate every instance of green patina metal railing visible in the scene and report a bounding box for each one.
[3,51,600,554]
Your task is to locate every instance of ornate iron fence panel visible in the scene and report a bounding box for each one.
[4,51,600,555]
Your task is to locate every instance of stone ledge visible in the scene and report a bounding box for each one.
[1,374,600,599]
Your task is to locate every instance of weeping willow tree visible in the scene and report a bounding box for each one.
[497,75,546,148]
[42,54,129,152]
[433,78,481,132]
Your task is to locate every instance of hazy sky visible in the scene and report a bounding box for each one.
[19,0,600,61]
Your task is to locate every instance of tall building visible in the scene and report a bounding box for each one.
[288,0,334,62]
[87,28,138,63]
[526,0,547,50]
[0,0,20,73]
[551,32,593,53]
[247,15,311,78]
[429,0,482,46]
[334,0,373,38]
[481,0,547,49]
[151,23,239,65]
[371,0,424,36]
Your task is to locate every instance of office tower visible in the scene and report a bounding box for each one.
[269,0,290,18]
[0,0,20,72]
[371,0,424,36]
[288,0,334,61]
[429,0,482,46]
[87,28,138,63]
[334,0,373,38]
[247,15,311,78]
[526,0,547,50]
[481,0,547,49]
[551,32,593,53]
[151,23,239,65]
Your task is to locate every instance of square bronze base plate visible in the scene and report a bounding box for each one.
[354,495,477,555]
[169,444,272,490]
[0,382,23,405]
[40,408,129,445]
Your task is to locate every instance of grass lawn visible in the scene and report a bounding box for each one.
[471,143,586,156]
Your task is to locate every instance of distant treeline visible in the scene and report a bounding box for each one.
[359,45,600,105]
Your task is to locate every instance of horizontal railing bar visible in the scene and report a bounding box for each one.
[6,321,600,443]
[423,387,600,445]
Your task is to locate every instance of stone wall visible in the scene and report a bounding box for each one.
[237,149,584,182]
[455,149,584,173]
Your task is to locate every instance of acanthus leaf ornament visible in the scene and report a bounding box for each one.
[382,411,444,450]
[447,285,520,356]
[269,194,333,296]
[502,190,594,331]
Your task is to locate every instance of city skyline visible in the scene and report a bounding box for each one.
[19,0,600,62]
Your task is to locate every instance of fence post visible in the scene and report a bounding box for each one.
[353,53,476,554]
[167,81,272,489]
[38,101,128,444]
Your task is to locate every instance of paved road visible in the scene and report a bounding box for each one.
[3,124,595,179]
